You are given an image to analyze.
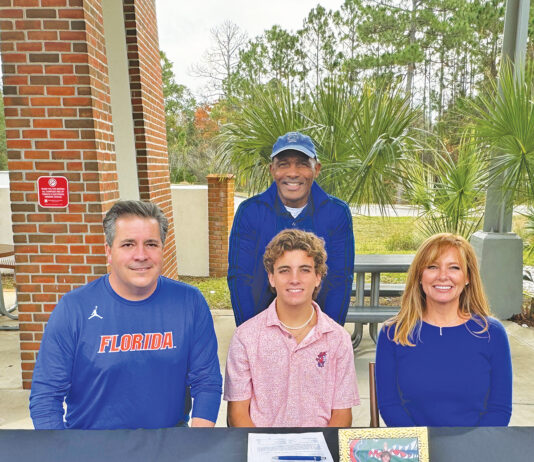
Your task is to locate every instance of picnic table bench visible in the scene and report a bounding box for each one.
[346,254,414,349]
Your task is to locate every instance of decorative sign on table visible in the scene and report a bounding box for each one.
[37,176,69,208]
[338,427,429,462]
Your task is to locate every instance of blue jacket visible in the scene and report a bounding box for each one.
[228,181,355,326]
[30,275,222,429]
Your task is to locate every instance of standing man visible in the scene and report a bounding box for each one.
[30,200,222,429]
[228,131,355,326]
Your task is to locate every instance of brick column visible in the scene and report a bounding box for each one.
[207,174,235,277]
[122,0,177,280]
[0,0,119,389]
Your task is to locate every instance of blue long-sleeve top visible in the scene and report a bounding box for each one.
[30,275,222,430]
[228,181,355,326]
[375,317,512,427]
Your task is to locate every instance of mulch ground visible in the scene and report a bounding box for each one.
[510,313,534,328]
[509,294,534,327]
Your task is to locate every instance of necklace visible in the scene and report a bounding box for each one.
[279,307,315,330]
[424,317,468,336]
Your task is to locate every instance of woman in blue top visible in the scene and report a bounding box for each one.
[376,233,512,427]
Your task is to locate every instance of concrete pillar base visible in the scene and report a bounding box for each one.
[470,231,523,319]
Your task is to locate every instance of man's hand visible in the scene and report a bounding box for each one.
[191,417,216,427]
[228,400,255,427]
[327,408,352,427]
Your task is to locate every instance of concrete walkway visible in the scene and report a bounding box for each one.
[1,292,533,429]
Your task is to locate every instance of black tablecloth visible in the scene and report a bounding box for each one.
[1,427,533,461]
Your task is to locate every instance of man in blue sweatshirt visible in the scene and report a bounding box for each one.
[30,200,222,429]
[228,131,355,326]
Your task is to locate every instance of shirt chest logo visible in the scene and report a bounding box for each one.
[97,332,175,353]
[88,305,103,320]
[316,351,327,367]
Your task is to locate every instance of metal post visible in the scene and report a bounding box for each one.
[471,0,530,319]
[483,0,530,234]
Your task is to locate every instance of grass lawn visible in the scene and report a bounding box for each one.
[513,214,534,266]
[180,216,422,308]
[1,215,531,311]
[354,215,423,254]
[180,276,230,310]
[354,215,421,284]
[181,214,533,308]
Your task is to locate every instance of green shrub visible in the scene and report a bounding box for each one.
[384,231,422,252]
[170,166,198,184]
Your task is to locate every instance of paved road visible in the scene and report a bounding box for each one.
[234,194,420,217]
[235,194,530,217]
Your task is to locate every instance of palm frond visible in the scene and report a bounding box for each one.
[320,81,419,210]
[403,133,489,239]
[217,84,308,194]
[466,60,534,206]
[217,79,419,207]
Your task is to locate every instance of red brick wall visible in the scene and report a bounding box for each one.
[122,0,177,279]
[0,0,119,388]
[207,174,235,277]
[1,0,176,389]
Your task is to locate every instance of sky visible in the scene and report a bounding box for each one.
[155,0,344,98]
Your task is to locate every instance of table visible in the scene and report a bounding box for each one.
[346,254,414,348]
[0,244,18,330]
[0,244,15,260]
[0,427,532,461]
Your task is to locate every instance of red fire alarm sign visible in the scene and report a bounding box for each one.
[38,176,69,208]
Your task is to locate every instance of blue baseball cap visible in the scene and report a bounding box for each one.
[270,131,317,159]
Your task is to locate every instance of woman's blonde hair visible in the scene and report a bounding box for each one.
[386,233,491,346]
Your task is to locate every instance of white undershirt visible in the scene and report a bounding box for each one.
[285,205,306,218]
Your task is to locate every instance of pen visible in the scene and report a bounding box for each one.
[271,457,326,461]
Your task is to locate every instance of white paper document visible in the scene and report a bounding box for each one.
[247,432,334,462]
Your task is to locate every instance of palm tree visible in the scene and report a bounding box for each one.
[218,79,419,210]
[217,84,309,194]
[403,134,490,238]
[318,80,418,211]
[408,61,534,239]
[467,61,534,207]
[303,78,360,199]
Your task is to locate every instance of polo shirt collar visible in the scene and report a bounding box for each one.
[265,299,335,336]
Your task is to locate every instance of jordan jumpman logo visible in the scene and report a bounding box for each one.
[88,306,103,320]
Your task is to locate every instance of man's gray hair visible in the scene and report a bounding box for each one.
[103,200,169,247]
